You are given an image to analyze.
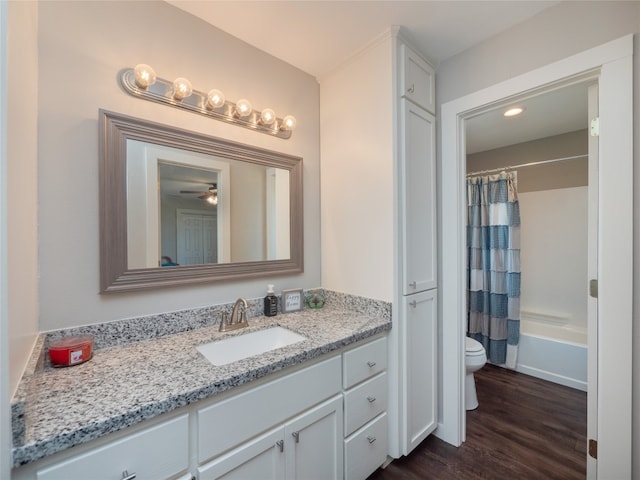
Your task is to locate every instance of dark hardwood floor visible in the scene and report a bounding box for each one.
[369,364,587,479]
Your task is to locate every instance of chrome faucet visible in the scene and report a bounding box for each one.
[219,297,249,332]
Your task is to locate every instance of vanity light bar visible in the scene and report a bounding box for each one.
[120,65,296,140]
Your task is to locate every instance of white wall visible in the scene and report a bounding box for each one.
[230,161,266,262]
[320,32,394,301]
[0,2,10,477]
[35,1,320,331]
[519,187,588,330]
[6,1,39,396]
[436,1,640,475]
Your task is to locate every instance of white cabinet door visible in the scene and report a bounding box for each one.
[403,289,437,454]
[400,44,435,113]
[284,395,343,480]
[197,427,285,480]
[37,415,189,480]
[400,99,437,295]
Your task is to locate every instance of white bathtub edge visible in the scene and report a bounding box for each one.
[515,364,587,392]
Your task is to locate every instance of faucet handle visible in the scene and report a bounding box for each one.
[218,312,229,332]
[239,310,248,325]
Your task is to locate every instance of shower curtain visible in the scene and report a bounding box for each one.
[467,171,520,368]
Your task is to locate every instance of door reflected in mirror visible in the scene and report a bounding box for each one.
[160,162,220,267]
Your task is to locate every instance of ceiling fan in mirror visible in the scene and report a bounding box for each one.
[180,183,218,205]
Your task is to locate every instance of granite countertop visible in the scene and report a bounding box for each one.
[12,296,391,468]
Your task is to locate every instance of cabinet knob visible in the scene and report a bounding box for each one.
[292,431,300,443]
[407,84,415,94]
[366,396,376,403]
[367,436,377,444]
[276,440,284,452]
[366,361,376,368]
[121,471,136,480]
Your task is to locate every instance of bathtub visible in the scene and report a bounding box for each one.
[515,311,587,392]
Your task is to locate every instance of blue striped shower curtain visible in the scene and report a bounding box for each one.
[467,171,521,368]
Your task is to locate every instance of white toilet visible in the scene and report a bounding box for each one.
[465,336,487,410]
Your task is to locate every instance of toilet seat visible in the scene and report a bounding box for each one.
[465,337,484,355]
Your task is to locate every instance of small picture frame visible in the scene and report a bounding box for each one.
[281,288,304,313]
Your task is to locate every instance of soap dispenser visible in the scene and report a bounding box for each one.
[264,284,278,317]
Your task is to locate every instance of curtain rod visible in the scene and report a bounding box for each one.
[466,154,588,177]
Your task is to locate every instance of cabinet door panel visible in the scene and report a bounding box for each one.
[37,415,189,480]
[401,100,437,295]
[197,427,285,480]
[285,395,343,480]
[403,289,437,454]
[401,44,435,113]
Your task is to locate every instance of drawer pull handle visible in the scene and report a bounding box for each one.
[121,471,136,480]
[407,84,415,94]
[409,281,417,289]
[367,396,376,403]
[277,440,284,452]
[367,436,377,444]
[292,431,300,443]
[409,300,417,308]
[367,361,376,368]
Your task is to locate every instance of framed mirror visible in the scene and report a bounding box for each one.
[99,110,303,292]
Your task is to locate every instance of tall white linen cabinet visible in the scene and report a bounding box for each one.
[320,25,437,465]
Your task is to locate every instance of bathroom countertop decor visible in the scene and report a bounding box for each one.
[11,290,391,468]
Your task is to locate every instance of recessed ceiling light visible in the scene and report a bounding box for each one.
[504,107,525,117]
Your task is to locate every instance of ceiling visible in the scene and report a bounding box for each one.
[166,1,559,78]
[465,81,590,154]
[167,0,587,153]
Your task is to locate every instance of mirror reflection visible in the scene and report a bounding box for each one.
[126,140,291,269]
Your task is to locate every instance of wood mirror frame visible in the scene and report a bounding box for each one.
[99,109,303,293]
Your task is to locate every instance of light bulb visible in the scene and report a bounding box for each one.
[235,99,252,118]
[504,107,525,117]
[281,115,297,131]
[172,77,193,100]
[206,89,226,109]
[260,108,276,125]
[133,64,156,88]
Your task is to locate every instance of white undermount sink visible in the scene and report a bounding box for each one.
[196,326,307,366]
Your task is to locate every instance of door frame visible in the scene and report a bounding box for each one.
[439,35,633,478]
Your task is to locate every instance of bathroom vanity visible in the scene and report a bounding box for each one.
[11,297,391,480]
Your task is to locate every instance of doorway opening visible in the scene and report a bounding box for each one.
[464,79,593,389]
[439,35,633,478]
[462,79,595,474]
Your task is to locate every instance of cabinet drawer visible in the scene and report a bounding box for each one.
[344,413,388,480]
[343,337,387,389]
[400,43,435,113]
[37,414,189,480]
[344,372,387,437]
[198,355,341,463]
